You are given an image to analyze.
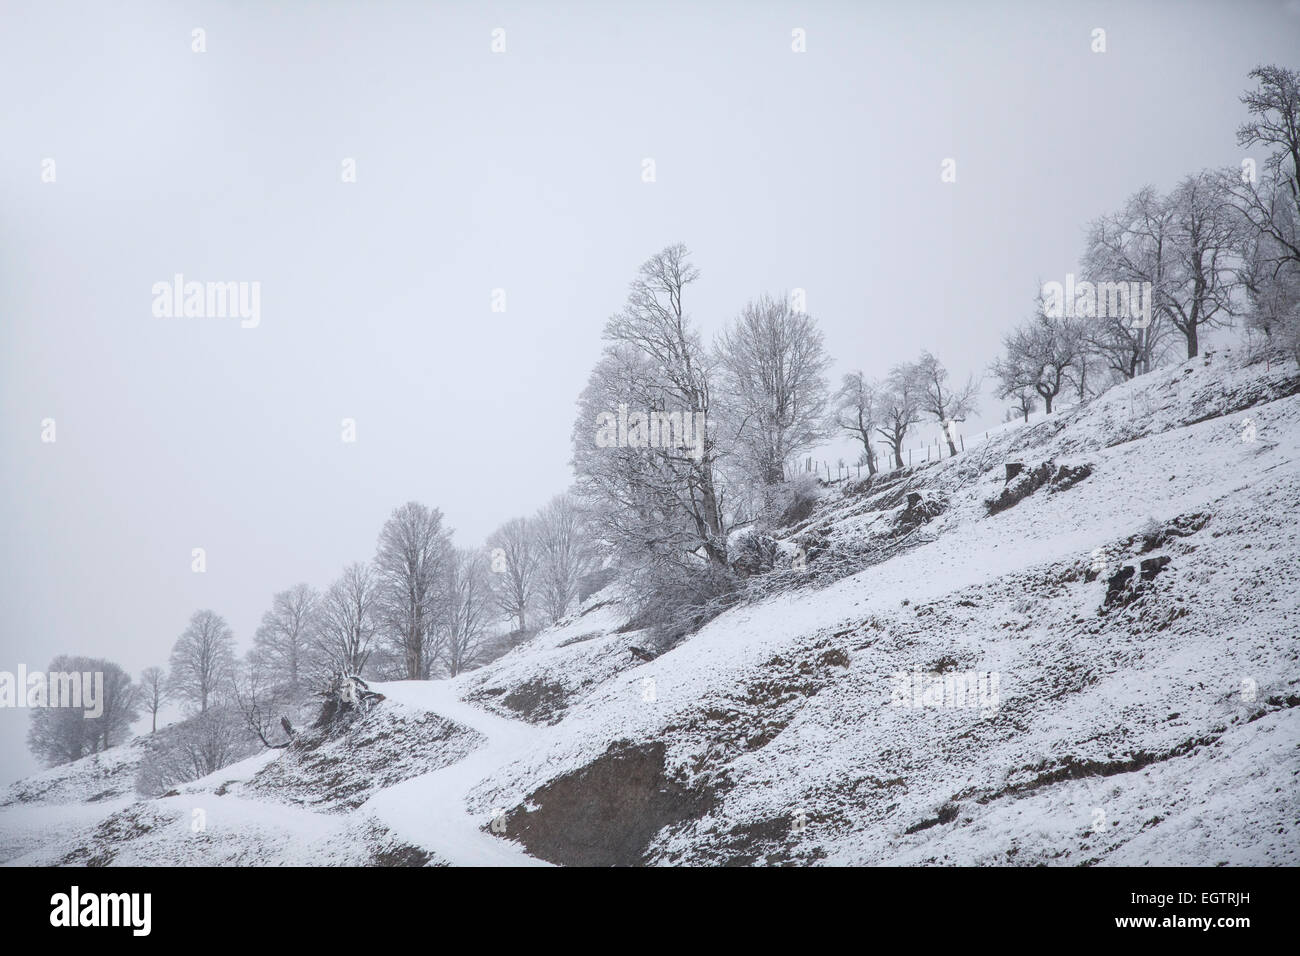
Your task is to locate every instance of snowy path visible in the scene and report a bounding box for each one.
[361,679,553,866]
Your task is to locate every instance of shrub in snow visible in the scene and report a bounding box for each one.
[727,527,782,576]
[894,492,946,535]
[135,705,259,797]
[632,561,741,653]
[773,472,822,527]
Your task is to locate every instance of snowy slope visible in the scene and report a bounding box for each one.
[3,347,1297,866]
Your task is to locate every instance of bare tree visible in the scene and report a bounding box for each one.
[486,516,539,634]
[534,493,594,624]
[94,665,140,753]
[911,351,978,456]
[579,243,729,569]
[1240,212,1300,364]
[990,307,1085,416]
[439,547,492,677]
[168,610,236,714]
[1232,67,1300,365]
[139,665,168,734]
[231,658,295,749]
[875,363,924,469]
[1082,189,1176,378]
[1161,170,1242,358]
[1233,65,1300,269]
[26,656,140,766]
[1007,386,1037,423]
[251,583,319,692]
[374,502,451,680]
[715,294,831,507]
[314,563,380,679]
[834,371,880,476]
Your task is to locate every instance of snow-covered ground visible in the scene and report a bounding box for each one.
[3,347,1297,866]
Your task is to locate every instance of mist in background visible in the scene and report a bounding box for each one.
[2,0,1296,784]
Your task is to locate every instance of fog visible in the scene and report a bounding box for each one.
[2,0,1295,784]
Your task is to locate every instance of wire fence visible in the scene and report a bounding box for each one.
[786,411,1074,485]
[789,436,974,484]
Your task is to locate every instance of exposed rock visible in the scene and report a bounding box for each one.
[498,741,717,866]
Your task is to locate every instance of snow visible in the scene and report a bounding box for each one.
[4,346,1297,866]
[360,680,552,866]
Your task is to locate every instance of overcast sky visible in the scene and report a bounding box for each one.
[2,0,1296,784]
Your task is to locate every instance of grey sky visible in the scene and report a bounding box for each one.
[2,0,1297,784]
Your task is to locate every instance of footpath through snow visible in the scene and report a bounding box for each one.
[361,680,553,866]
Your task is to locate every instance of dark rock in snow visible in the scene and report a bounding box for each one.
[1140,555,1172,581]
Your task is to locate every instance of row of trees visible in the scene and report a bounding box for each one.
[991,66,1300,416]
[571,246,845,644]
[32,63,1297,769]
[28,495,593,769]
[833,351,979,474]
[25,657,140,765]
[564,243,980,645]
[485,493,595,639]
[566,64,1299,649]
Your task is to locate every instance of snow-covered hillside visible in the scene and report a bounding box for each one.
[4,347,1297,866]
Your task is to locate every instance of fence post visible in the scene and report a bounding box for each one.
[960,434,965,451]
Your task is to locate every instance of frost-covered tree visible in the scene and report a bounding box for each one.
[1161,170,1242,358]
[715,294,830,503]
[1081,189,1177,379]
[439,547,492,677]
[875,363,924,469]
[374,502,451,680]
[533,493,594,624]
[139,665,168,734]
[1233,65,1300,270]
[26,656,139,765]
[910,351,978,456]
[486,516,539,633]
[168,610,236,714]
[1232,67,1300,366]
[1241,223,1300,365]
[251,583,319,692]
[1007,386,1037,423]
[834,371,880,476]
[313,563,380,679]
[93,663,139,752]
[990,306,1085,416]
[573,245,730,581]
